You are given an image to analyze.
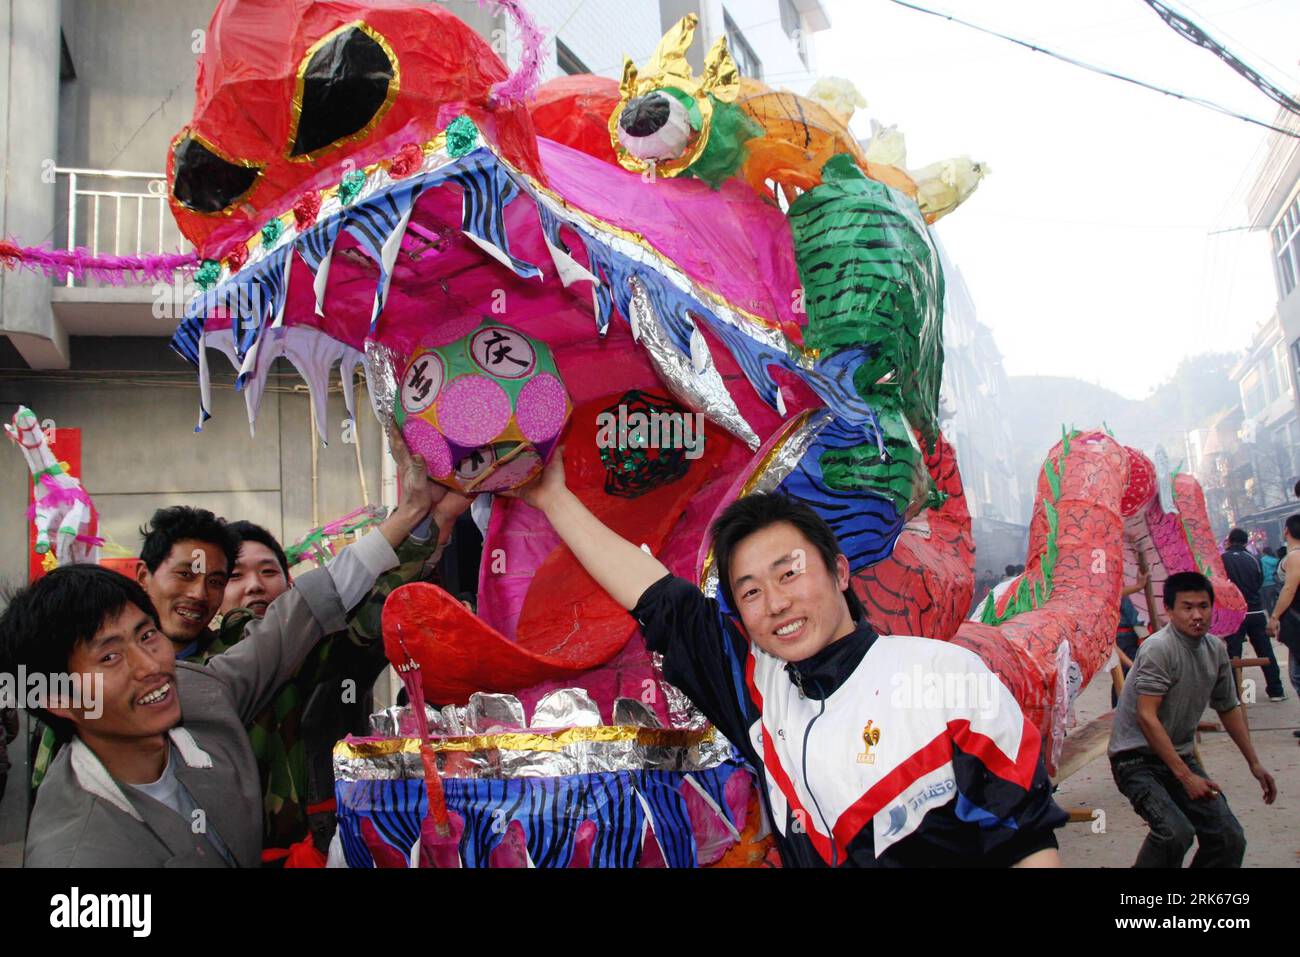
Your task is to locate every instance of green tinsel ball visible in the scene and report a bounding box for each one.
[194,259,221,290]
[260,219,284,246]
[339,170,367,206]
[446,116,480,157]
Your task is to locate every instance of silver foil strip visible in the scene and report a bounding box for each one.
[628,276,761,451]
[334,731,736,782]
[611,698,662,728]
[530,688,601,729]
[363,339,402,427]
[336,748,427,782]
[369,704,469,738]
[372,691,683,735]
[466,692,528,734]
[651,652,711,732]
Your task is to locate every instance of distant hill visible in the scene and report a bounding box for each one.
[1006,376,1137,444]
[1003,353,1240,520]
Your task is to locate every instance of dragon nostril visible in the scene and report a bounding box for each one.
[619,95,672,138]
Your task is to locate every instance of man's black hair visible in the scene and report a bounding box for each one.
[139,506,239,575]
[1286,514,1300,541]
[225,520,290,578]
[1294,480,1300,499]
[1004,564,1016,577]
[1227,527,1248,546]
[710,492,867,622]
[0,566,160,742]
[1163,570,1215,609]
[1278,546,1288,559]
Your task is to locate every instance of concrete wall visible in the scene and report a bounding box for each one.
[0,0,68,368]
[58,0,214,174]
[0,337,384,589]
[494,0,661,81]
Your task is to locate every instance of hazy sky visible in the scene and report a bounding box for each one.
[801,0,1298,400]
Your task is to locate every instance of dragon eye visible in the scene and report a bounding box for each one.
[289,23,396,159]
[617,92,692,163]
[171,136,261,214]
[620,93,674,137]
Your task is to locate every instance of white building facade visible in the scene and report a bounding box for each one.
[1246,103,1300,422]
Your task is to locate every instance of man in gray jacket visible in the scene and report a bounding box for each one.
[0,429,444,867]
[1108,571,1277,867]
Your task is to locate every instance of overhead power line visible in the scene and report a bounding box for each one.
[884,0,1300,139]
[1142,0,1300,115]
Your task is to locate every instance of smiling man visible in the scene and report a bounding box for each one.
[1,428,441,867]
[520,451,1066,867]
[24,510,241,796]
[220,522,291,620]
[1109,571,1277,868]
[136,507,241,657]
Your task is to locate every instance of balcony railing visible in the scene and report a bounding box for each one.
[55,167,186,287]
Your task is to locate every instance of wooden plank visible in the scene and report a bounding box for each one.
[1137,551,1162,630]
[1053,711,1115,784]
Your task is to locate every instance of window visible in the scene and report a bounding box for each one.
[1277,340,1293,400]
[1278,194,1300,299]
[724,9,763,80]
[1263,348,1280,403]
[779,0,809,66]
[1242,369,1264,419]
[780,0,801,36]
[556,39,589,76]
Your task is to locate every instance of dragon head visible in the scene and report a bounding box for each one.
[168,0,544,261]
[170,1,966,722]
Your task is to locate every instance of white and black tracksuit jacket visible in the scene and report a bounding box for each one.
[633,575,1067,867]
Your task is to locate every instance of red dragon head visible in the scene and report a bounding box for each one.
[167,0,543,260]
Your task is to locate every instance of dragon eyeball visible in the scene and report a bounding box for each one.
[617,92,693,163]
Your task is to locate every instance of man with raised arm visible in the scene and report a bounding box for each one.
[1,430,450,867]
[516,450,1067,867]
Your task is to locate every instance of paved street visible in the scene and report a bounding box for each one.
[1056,646,1300,868]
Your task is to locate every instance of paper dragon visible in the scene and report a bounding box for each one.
[152,0,1239,867]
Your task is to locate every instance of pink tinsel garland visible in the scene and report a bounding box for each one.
[481,0,546,106]
[27,475,95,519]
[0,238,197,286]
